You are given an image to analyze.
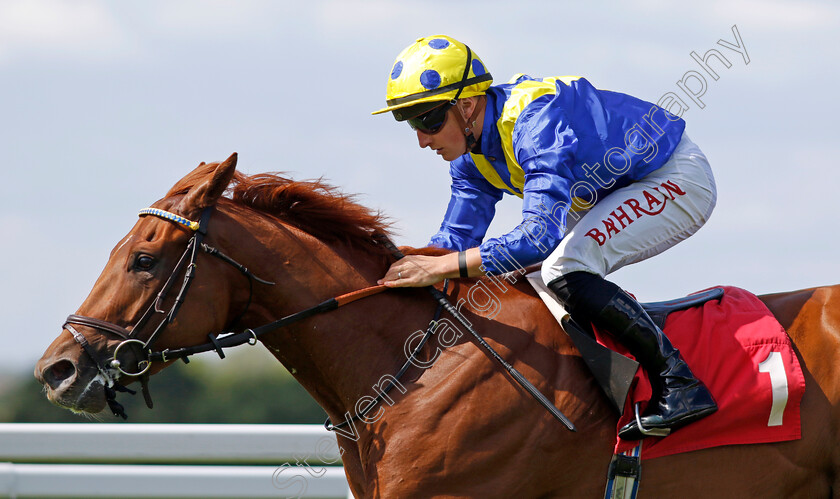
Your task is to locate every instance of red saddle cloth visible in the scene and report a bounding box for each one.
[601,286,805,459]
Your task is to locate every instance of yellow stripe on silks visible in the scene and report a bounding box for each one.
[570,196,592,213]
[496,76,582,194]
[470,76,585,202]
[470,153,521,197]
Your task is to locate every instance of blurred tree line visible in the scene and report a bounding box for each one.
[3,347,326,424]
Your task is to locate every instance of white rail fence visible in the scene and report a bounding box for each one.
[0,424,352,498]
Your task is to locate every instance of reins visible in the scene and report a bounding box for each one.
[64,204,574,433]
[148,283,392,364]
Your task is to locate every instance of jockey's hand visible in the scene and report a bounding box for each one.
[378,255,448,288]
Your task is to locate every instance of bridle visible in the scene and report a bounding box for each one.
[64,206,274,418]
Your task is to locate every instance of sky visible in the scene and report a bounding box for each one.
[4,0,840,373]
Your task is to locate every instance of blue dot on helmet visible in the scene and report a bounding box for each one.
[428,38,450,50]
[420,69,441,90]
[472,59,485,76]
[391,61,403,80]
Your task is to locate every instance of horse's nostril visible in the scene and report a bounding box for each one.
[42,360,77,390]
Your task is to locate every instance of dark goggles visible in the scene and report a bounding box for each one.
[407,102,453,134]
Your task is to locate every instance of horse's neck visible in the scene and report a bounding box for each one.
[222,210,427,421]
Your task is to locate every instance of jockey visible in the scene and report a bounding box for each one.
[373,35,717,440]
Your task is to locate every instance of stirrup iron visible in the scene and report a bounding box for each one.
[633,403,670,437]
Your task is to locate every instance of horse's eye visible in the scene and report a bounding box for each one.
[134,255,156,271]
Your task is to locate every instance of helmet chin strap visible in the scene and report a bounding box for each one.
[444,44,484,156]
[453,95,484,155]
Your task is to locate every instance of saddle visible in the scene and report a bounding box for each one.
[526,273,723,412]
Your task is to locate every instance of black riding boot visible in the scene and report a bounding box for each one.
[548,271,717,440]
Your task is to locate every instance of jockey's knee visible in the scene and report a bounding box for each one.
[546,270,620,326]
[540,252,604,289]
[540,232,608,287]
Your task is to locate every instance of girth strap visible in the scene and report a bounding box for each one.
[604,444,642,499]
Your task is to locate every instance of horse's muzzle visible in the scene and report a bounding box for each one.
[35,355,108,414]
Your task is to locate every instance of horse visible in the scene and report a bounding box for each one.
[36,154,840,498]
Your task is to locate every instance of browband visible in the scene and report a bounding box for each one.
[138,208,200,231]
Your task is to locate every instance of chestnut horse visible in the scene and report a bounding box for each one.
[36,154,840,497]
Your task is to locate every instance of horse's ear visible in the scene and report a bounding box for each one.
[178,153,237,212]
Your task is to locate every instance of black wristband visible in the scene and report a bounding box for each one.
[458,251,469,278]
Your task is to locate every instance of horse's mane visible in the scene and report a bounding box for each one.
[166,163,394,254]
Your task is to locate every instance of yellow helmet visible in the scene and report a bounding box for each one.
[372,35,493,119]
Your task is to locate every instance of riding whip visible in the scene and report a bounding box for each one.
[381,240,576,432]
